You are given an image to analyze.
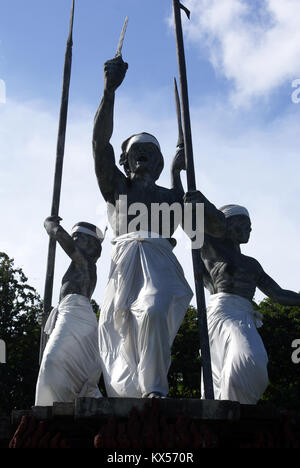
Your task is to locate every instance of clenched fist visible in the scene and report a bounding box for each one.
[104,56,128,93]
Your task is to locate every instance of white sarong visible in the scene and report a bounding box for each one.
[35,294,102,406]
[98,232,193,398]
[205,292,269,404]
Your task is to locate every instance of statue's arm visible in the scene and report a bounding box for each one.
[44,216,87,266]
[92,57,128,203]
[171,147,185,196]
[256,264,300,305]
[184,190,227,237]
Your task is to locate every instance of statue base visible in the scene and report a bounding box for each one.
[3,398,300,449]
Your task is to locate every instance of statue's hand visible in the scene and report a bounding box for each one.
[104,56,128,93]
[172,147,186,172]
[184,190,202,204]
[44,215,62,235]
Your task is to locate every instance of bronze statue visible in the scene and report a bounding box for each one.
[35,216,103,405]
[185,190,300,403]
[92,56,193,398]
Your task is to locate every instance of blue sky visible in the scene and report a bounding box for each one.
[1,0,300,308]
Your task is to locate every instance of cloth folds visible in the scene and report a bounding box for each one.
[98,231,193,398]
[35,294,102,406]
[205,292,268,404]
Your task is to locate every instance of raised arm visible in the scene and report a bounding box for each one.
[184,190,227,238]
[257,266,300,306]
[44,216,86,266]
[92,56,128,203]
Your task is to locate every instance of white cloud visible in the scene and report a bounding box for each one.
[181,0,300,105]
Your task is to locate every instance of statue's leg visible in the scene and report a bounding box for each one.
[131,298,171,398]
[35,337,73,406]
[206,294,269,404]
[220,320,269,404]
[35,297,101,405]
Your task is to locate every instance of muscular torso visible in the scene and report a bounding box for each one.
[107,176,183,239]
[59,260,97,302]
[202,235,262,301]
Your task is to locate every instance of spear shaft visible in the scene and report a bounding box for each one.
[39,0,75,363]
[172,0,214,399]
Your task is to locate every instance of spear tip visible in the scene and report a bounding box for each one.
[67,0,75,45]
[179,2,191,19]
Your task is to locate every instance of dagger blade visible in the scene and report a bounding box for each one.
[115,16,128,57]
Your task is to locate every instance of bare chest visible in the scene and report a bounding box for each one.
[108,184,181,236]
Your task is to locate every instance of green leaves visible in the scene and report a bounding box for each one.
[169,306,201,398]
[0,252,42,415]
[258,296,300,410]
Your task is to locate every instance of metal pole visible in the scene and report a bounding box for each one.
[39,0,75,363]
[172,0,214,399]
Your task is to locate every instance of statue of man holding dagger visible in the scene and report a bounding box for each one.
[92,20,193,398]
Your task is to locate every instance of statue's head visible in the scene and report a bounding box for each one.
[219,204,252,244]
[71,222,104,259]
[119,132,164,181]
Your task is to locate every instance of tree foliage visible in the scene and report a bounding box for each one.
[257,297,300,411]
[169,306,201,398]
[0,252,41,415]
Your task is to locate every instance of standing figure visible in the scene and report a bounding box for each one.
[92,56,193,398]
[35,216,103,406]
[185,191,300,404]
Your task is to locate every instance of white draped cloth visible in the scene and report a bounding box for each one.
[35,294,102,406]
[98,231,193,398]
[205,292,269,404]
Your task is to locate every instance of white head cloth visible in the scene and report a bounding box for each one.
[219,204,250,219]
[72,225,104,241]
[126,133,161,153]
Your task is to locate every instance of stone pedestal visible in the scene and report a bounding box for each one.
[12,398,240,424]
[5,398,300,449]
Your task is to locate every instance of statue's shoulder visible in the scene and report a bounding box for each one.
[155,183,183,201]
[240,253,263,272]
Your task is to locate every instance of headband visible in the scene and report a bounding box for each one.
[71,225,104,241]
[219,205,250,219]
